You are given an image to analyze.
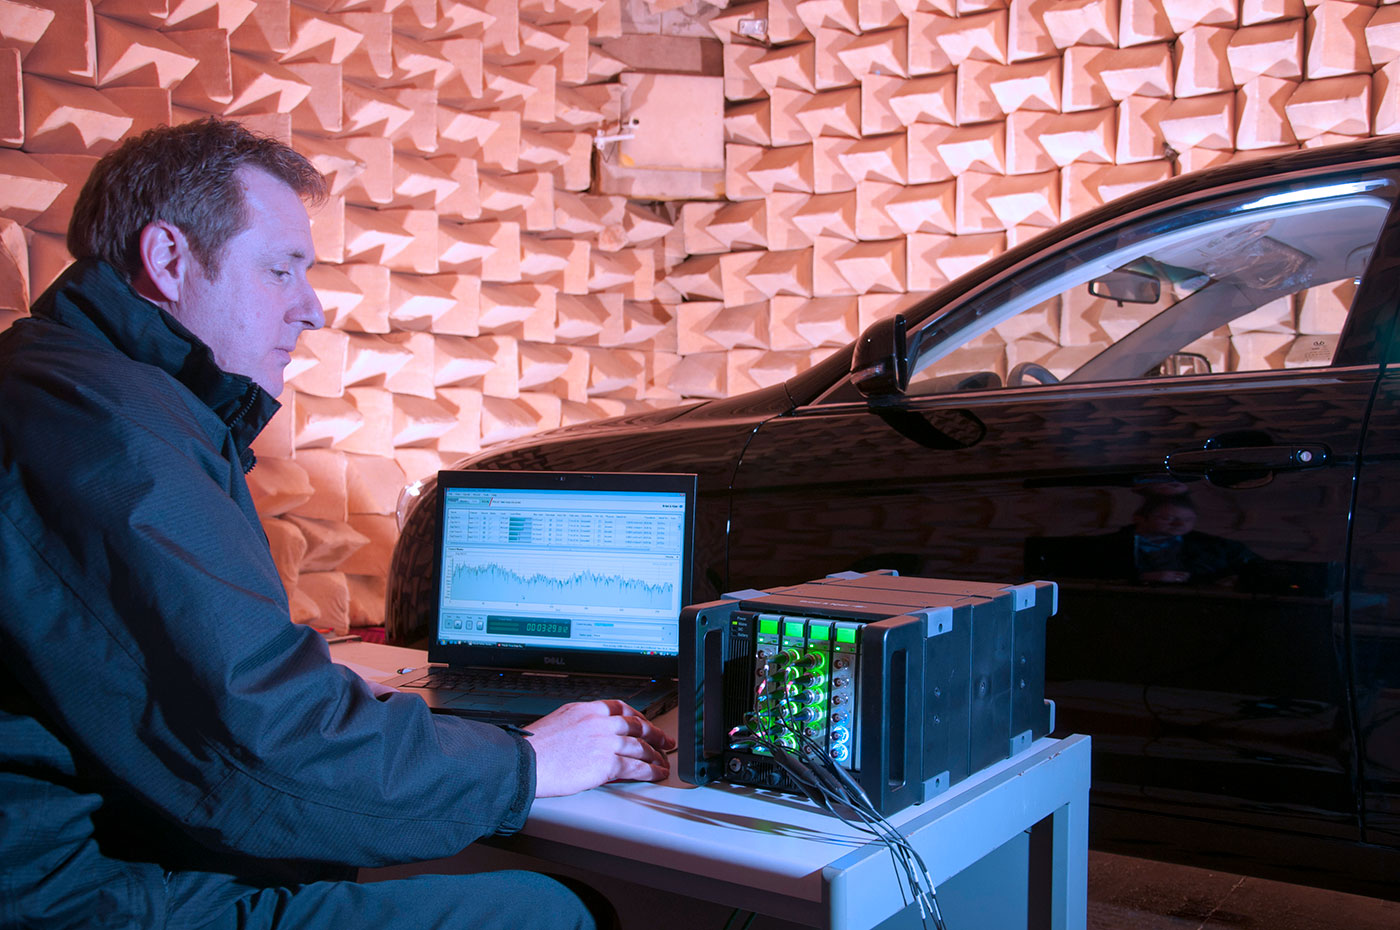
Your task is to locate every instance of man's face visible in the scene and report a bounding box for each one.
[171,167,323,396]
[1137,504,1197,537]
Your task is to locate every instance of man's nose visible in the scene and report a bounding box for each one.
[296,280,325,331]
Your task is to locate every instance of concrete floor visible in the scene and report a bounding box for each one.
[1086,851,1399,930]
[591,849,1400,930]
[369,846,1399,930]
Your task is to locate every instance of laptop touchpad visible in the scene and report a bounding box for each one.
[442,692,560,716]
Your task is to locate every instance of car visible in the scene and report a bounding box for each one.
[388,136,1400,899]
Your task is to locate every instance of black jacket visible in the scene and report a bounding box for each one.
[0,261,533,929]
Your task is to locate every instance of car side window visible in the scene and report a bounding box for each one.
[905,176,1398,394]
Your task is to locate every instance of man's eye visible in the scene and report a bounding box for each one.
[272,269,291,280]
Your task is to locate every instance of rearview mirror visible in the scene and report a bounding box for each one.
[1089,269,1161,305]
[1152,352,1212,377]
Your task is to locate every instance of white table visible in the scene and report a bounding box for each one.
[334,641,1090,930]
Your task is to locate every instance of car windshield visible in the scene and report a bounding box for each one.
[903,176,1397,393]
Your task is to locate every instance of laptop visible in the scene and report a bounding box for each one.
[384,469,697,726]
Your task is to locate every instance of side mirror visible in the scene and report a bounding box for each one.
[1088,269,1161,305]
[851,314,911,399]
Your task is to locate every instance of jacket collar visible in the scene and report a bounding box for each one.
[30,260,280,463]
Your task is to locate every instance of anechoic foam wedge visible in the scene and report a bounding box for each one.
[287,515,370,575]
[956,169,1059,233]
[1175,25,1236,99]
[724,41,767,101]
[706,199,770,251]
[1306,0,1372,80]
[766,191,816,250]
[792,190,859,241]
[1235,75,1300,149]
[906,11,955,75]
[1284,73,1371,140]
[392,394,458,447]
[287,328,349,399]
[908,122,1005,183]
[749,41,817,93]
[748,248,814,298]
[931,9,1008,67]
[22,74,132,154]
[837,26,909,79]
[0,0,56,61]
[383,331,437,399]
[747,142,816,193]
[1118,0,1174,48]
[1041,0,1117,49]
[813,26,857,91]
[667,351,727,399]
[811,136,858,193]
[94,15,199,88]
[795,86,863,139]
[770,86,815,147]
[1158,92,1236,151]
[906,230,1004,291]
[26,152,95,236]
[830,237,907,293]
[1227,19,1303,85]
[248,458,314,520]
[1059,160,1171,221]
[1160,0,1238,35]
[556,292,625,345]
[24,0,95,84]
[794,0,862,37]
[1063,44,1174,113]
[838,132,907,184]
[339,263,391,334]
[879,181,956,235]
[436,387,484,456]
[0,218,28,312]
[433,335,498,388]
[342,333,414,388]
[726,98,773,147]
[1374,58,1400,135]
[294,394,365,450]
[878,71,957,128]
[1114,94,1169,164]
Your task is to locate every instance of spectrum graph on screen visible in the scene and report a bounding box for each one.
[445,559,677,612]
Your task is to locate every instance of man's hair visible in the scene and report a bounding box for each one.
[68,117,327,280]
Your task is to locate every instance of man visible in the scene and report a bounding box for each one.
[0,118,672,929]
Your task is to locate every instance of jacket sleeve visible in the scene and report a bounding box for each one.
[0,363,534,868]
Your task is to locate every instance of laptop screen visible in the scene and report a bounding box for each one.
[429,470,696,676]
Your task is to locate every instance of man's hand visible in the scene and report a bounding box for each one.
[524,700,677,798]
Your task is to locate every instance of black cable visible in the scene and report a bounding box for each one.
[720,907,760,930]
[782,719,947,930]
[744,661,948,930]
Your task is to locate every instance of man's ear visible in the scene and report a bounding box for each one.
[133,220,192,305]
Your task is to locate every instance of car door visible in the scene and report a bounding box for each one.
[1347,322,1400,859]
[725,166,1400,868]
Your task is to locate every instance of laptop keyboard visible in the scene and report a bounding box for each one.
[405,668,647,701]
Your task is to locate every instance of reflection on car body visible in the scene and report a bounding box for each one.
[389,137,1400,898]
[1027,487,1262,586]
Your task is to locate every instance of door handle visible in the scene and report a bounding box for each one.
[1165,444,1330,476]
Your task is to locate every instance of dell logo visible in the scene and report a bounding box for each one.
[544,656,566,666]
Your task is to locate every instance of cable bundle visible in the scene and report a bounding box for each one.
[726,653,949,930]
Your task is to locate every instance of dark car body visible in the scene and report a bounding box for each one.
[389,137,1400,898]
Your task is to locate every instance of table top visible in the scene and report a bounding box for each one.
[330,640,1091,924]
